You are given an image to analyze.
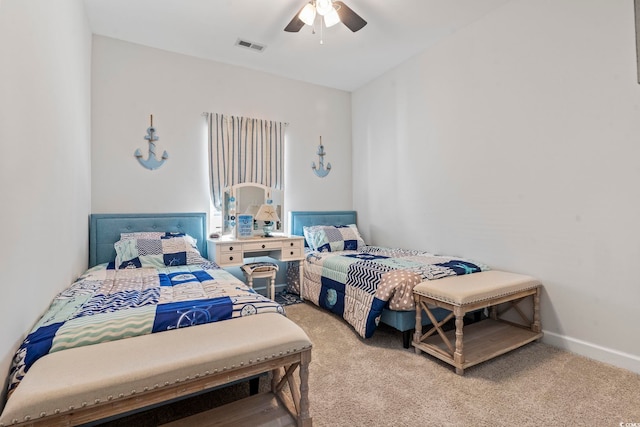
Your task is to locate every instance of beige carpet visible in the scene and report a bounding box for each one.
[101,302,640,426]
[286,303,640,426]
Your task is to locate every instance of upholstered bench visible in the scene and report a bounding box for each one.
[412,270,542,375]
[241,262,279,300]
[0,313,312,426]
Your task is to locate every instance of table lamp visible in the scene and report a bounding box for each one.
[255,204,280,237]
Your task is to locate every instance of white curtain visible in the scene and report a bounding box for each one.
[207,113,286,210]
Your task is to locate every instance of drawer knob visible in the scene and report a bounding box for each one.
[290,242,294,247]
[290,251,294,255]
[229,246,234,251]
[261,244,266,249]
[229,256,234,261]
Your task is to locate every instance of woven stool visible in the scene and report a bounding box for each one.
[241,262,279,300]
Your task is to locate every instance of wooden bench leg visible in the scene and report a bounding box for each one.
[454,306,465,375]
[533,287,541,335]
[269,350,312,427]
[413,293,422,354]
[298,350,311,426]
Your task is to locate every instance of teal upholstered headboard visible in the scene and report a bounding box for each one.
[89,213,208,267]
[289,211,357,246]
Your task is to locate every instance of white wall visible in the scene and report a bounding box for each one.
[0,0,92,402]
[91,36,352,230]
[353,0,640,373]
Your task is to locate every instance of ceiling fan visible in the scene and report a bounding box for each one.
[284,0,367,33]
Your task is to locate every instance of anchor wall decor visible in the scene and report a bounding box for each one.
[134,114,169,170]
[311,136,331,178]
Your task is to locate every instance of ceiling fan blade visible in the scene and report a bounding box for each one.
[284,4,307,32]
[334,1,367,32]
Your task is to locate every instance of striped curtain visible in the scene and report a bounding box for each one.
[207,113,286,210]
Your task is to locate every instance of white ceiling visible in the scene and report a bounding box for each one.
[83,0,512,92]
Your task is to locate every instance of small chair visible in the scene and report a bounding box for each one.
[241,262,280,300]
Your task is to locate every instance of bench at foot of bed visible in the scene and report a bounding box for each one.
[412,270,542,375]
[0,313,312,427]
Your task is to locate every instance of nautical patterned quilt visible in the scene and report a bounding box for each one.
[302,246,487,338]
[8,262,283,394]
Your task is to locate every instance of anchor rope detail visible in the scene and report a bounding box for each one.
[311,136,331,178]
[135,114,169,170]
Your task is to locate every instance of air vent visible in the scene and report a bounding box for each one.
[235,38,266,53]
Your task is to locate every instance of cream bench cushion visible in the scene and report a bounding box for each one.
[0,313,311,426]
[413,270,540,306]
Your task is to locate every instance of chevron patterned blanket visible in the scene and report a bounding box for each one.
[302,246,487,338]
[8,262,283,395]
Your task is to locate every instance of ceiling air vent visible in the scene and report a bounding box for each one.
[235,38,266,53]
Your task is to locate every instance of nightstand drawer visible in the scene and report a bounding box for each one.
[218,251,243,266]
[218,243,241,253]
[283,239,303,249]
[281,247,304,260]
[244,241,282,251]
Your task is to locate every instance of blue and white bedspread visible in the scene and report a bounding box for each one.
[8,262,283,394]
[302,246,488,338]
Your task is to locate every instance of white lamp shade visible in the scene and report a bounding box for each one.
[315,0,333,16]
[323,8,340,27]
[255,204,280,223]
[299,3,316,25]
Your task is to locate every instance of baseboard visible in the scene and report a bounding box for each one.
[542,330,640,375]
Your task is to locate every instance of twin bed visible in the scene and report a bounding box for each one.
[0,213,312,426]
[289,211,488,347]
[289,210,542,376]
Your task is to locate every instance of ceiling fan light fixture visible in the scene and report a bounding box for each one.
[315,0,333,16]
[299,3,316,26]
[323,7,340,28]
[284,0,366,35]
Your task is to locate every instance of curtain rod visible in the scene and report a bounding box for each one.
[201,112,289,126]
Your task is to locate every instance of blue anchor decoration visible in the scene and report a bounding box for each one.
[134,114,169,170]
[311,136,331,178]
